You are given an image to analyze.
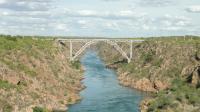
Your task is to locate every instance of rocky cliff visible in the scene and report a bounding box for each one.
[0,36,84,112]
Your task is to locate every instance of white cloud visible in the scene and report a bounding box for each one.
[162,20,172,26]
[77,20,87,25]
[158,14,191,27]
[162,26,182,31]
[0,0,6,4]
[142,24,150,30]
[64,9,146,20]
[0,11,9,16]
[138,0,174,7]
[176,21,189,26]
[104,21,120,31]
[77,10,97,16]
[186,5,200,13]
[102,0,175,7]
[77,20,89,29]
[54,23,69,31]
[0,0,52,11]
[0,0,199,37]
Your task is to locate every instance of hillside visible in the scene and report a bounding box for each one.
[0,36,84,112]
[1,35,200,112]
[97,36,200,112]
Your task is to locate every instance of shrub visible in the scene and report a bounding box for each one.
[3,104,13,112]
[70,61,81,69]
[152,58,163,67]
[5,36,17,41]
[0,80,15,90]
[0,99,13,112]
[32,107,49,112]
[141,51,155,64]
[0,59,37,77]
[30,92,40,100]
[148,94,173,111]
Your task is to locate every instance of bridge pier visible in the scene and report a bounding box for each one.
[130,40,133,60]
[70,40,73,61]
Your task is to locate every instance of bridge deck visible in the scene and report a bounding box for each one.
[57,39,144,42]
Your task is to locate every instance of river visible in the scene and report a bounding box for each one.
[68,50,144,112]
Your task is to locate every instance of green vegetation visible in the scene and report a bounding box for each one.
[148,78,200,111]
[145,36,200,46]
[0,80,16,90]
[0,35,57,77]
[33,107,49,112]
[0,99,13,112]
[140,51,155,64]
[70,60,81,69]
[0,59,37,77]
[30,92,40,100]
[2,104,13,112]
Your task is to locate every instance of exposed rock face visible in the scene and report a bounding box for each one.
[133,78,156,92]
[191,66,200,87]
[118,72,169,92]
[140,98,152,112]
[153,80,169,90]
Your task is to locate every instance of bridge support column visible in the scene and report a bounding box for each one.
[130,40,133,60]
[70,40,73,61]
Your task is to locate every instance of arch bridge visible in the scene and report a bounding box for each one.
[57,38,144,63]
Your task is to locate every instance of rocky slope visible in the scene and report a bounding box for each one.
[0,36,84,112]
[96,36,200,112]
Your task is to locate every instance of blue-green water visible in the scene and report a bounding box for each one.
[68,51,143,112]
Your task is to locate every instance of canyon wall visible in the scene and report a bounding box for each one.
[0,36,84,112]
[97,37,200,112]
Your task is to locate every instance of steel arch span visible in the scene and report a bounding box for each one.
[57,39,144,63]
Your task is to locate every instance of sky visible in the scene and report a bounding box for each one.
[0,0,200,37]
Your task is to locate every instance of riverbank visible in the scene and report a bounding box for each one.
[99,36,200,112]
[0,36,84,112]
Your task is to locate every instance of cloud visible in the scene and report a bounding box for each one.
[64,9,146,20]
[53,23,69,31]
[0,0,55,35]
[101,0,121,1]
[77,20,87,25]
[77,10,97,16]
[186,5,200,13]
[139,0,174,7]
[157,14,191,26]
[154,14,193,32]
[101,0,174,7]
[0,0,52,11]
[0,0,6,4]
[0,0,199,37]
[0,10,51,19]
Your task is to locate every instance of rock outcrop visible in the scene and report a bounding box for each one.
[118,72,169,92]
[189,66,200,87]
